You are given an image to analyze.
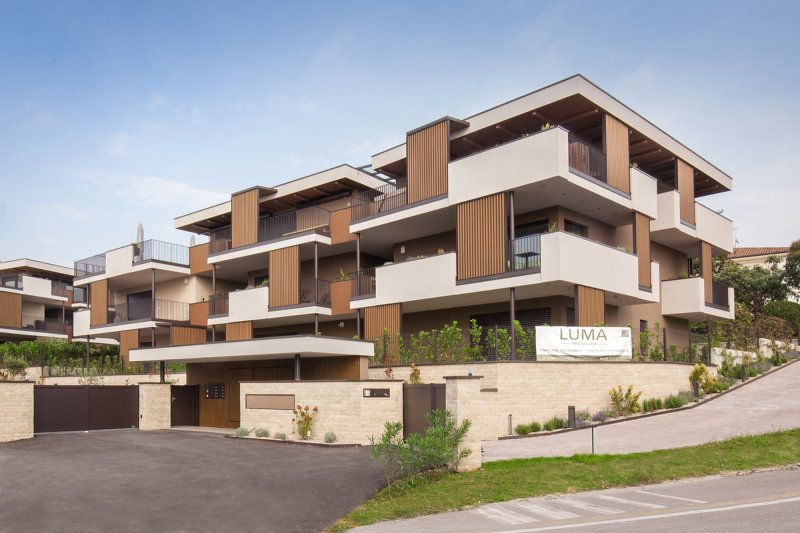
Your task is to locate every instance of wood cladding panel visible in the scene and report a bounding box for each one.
[677,159,696,225]
[603,114,631,193]
[575,285,605,326]
[189,243,212,274]
[226,321,253,341]
[65,289,74,307]
[701,241,713,303]
[189,301,210,327]
[89,279,108,327]
[269,246,299,307]
[231,189,260,248]
[330,208,355,244]
[456,193,506,280]
[364,304,401,341]
[119,329,139,365]
[302,356,364,380]
[634,212,652,288]
[0,292,22,328]
[407,120,449,204]
[171,325,207,346]
[330,280,354,316]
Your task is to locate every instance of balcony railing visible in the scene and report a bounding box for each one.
[350,268,376,298]
[568,134,607,184]
[506,234,542,272]
[259,207,330,243]
[351,182,408,222]
[133,239,189,266]
[72,286,88,304]
[105,298,189,324]
[711,281,730,308]
[209,293,229,316]
[74,254,106,278]
[51,280,69,297]
[21,315,69,334]
[299,278,331,307]
[209,227,232,254]
[1,274,23,290]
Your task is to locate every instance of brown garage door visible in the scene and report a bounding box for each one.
[402,383,446,438]
[34,386,139,433]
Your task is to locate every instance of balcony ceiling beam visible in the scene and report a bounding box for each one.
[560,108,600,125]
[495,124,520,137]
[461,137,486,149]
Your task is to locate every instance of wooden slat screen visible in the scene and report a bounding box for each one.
[268,246,299,307]
[364,304,401,341]
[330,207,355,244]
[0,292,22,328]
[189,301,210,327]
[575,285,605,326]
[119,329,139,365]
[231,189,260,248]
[633,212,652,288]
[700,241,713,304]
[171,325,207,346]
[330,280,354,316]
[604,114,630,193]
[227,321,253,341]
[677,159,695,225]
[89,279,108,327]
[407,120,449,204]
[189,243,212,274]
[456,192,506,280]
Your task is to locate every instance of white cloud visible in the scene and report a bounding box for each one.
[105,132,132,156]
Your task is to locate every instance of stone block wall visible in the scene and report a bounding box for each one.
[0,382,34,442]
[240,380,403,444]
[139,383,171,430]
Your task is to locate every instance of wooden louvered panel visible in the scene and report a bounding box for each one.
[268,246,299,307]
[407,120,449,204]
[701,241,713,304]
[189,301,210,327]
[456,193,506,280]
[231,189,260,248]
[677,159,696,225]
[575,285,605,326]
[0,292,22,328]
[634,212,652,288]
[226,321,253,341]
[604,114,630,193]
[171,325,207,346]
[330,207,355,244]
[364,304,402,341]
[189,243,212,274]
[89,279,108,327]
[119,329,139,365]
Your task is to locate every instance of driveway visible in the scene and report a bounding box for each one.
[0,430,383,532]
[483,360,800,461]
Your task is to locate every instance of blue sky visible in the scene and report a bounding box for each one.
[0,0,798,267]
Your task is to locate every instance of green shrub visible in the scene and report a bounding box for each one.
[255,428,270,438]
[235,427,250,438]
[642,398,663,412]
[324,431,337,444]
[664,394,689,409]
[514,423,532,435]
[529,421,542,432]
[275,432,287,440]
[542,416,566,431]
[292,404,318,440]
[1,355,27,380]
[609,385,642,417]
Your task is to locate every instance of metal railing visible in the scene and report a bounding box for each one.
[51,280,69,297]
[712,281,730,308]
[1,274,23,290]
[21,315,69,334]
[351,182,408,221]
[299,279,331,307]
[72,286,88,304]
[74,254,106,278]
[106,298,189,324]
[507,234,542,272]
[350,268,376,298]
[568,134,607,183]
[259,207,330,243]
[209,293,229,316]
[133,239,189,266]
[209,227,232,254]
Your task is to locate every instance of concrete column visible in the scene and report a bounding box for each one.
[138,383,171,430]
[294,354,301,381]
[0,382,34,443]
[444,375,483,472]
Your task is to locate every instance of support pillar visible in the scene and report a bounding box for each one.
[294,354,301,381]
[508,191,516,359]
[138,383,171,430]
[151,268,156,319]
[0,382,34,442]
[444,375,483,472]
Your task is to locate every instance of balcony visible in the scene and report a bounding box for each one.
[350,268,376,299]
[133,240,189,266]
[1,274,23,290]
[20,315,69,335]
[74,253,106,279]
[209,293,229,316]
[208,280,331,325]
[299,278,331,307]
[661,277,734,321]
[506,234,542,273]
[351,182,408,222]
[73,241,190,285]
[651,191,734,254]
[567,133,607,184]
[105,298,189,325]
[1,274,69,301]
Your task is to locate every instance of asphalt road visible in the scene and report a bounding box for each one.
[0,429,383,533]
[353,467,800,532]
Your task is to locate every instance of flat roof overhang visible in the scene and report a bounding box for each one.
[129,334,374,363]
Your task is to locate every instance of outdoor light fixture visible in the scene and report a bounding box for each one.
[338,321,344,328]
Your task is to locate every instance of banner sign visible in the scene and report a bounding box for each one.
[535,327,632,358]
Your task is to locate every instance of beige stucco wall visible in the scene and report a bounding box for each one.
[0,382,34,442]
[138,383,171,430]
[240,380,403,444]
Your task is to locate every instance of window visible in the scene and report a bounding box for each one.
[639,320,648,333]
[564,220,588,238]
[514,220,549,238]
[566,307,575,327]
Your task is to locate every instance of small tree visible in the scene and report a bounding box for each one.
[369,421,404,493]
[764,300,800,339]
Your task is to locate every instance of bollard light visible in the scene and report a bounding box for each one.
[508,414,512,436]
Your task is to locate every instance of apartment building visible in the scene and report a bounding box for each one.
[112,74,733,427]
[0,259,77,342]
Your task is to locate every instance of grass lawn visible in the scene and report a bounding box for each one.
[331,428,800,531]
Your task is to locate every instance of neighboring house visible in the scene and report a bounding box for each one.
[91,74,734,428]
[729,247,790,268]
[0,259,78,343]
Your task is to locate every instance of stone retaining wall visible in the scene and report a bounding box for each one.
[0,382,34,443]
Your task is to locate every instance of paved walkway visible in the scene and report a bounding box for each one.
[483,361,800,461]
